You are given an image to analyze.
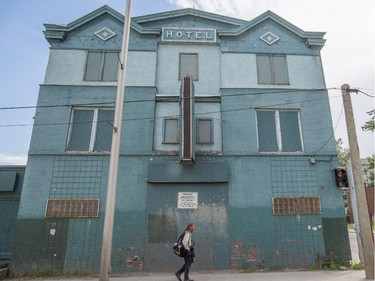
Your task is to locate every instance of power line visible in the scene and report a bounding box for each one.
[0,88,342,112]
[0,93,340,128]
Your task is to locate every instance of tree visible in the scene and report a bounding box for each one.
[362,109,375,132]
[361,110,374,185]
[364,154,374,186]
[336,138,350,166]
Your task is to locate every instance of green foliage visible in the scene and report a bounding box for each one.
[336,138,350,166]
[351,262,364,270]
[21,269,60,278]
[362,109,375,132]
[364,154,374,186]
[322,262,340,270]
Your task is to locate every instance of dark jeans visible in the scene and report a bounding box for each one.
[177,250,192,280]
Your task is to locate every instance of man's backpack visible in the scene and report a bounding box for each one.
[173,232,185,257]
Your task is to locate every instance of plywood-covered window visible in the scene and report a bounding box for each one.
[257,55,289,85]
[163,118,179,144]
[85,51,118,81]
[196,118,213,144]
[179,53,198,80]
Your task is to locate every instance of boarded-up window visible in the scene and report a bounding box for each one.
[257,110,303,152]
[279,111,302,152]
[67,108,114,152]
[257,111,278,151]
[272,197,321,215]
[257,55,289,85]
[94,109,115,151]
[179,53,198,80]
[163,118,179,143]
[197,118,213,144]
[45,199,99,218]
[85,51,118,81]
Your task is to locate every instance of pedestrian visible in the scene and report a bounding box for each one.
[175,223,196,281]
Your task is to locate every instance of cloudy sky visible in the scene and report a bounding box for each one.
[0,0,373,165]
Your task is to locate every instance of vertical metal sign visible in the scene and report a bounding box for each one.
[99,1,132,280]
[181,76,194,163]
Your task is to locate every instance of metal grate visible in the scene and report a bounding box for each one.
[272,196,321,215]
[45,199,99,218]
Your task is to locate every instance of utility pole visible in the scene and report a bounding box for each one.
[341,84,374,280]
[99,0,132,280]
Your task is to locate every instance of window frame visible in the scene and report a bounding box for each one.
[256,109,304,153]
[67,107,114,152]
[179,53,198,81]
[84,51,119,82]
[256,54,289,85]
[196,117,213,144]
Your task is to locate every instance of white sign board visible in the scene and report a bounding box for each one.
[178,192,198,209]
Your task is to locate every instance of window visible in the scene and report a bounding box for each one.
[257,110,303,152]
[257,55,289,85]
[196,118,213,144]
[67,108,114,152]
[179,53,198,80]
[163,118,179,143]
[84,51,118,81]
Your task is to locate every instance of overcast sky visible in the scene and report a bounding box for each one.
[0,0,373,165]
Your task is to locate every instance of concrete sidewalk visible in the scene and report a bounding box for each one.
[14,270,368,281]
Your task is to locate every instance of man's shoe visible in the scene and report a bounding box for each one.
[174,272,182,281]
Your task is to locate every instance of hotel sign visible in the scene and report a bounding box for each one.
[162,27,217,43]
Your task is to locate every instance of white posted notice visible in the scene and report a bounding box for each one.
[178,192,198,209]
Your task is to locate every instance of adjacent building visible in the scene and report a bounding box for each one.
[0,166,25,265]
[10,6,351,274]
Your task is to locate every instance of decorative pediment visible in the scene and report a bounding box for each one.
[44,6,325,50]
[218,10,325,49]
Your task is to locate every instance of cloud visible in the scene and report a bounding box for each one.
[168,0,272,19]
[0,154,27,165]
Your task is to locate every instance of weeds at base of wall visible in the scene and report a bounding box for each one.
[240,262,363,273]
[8,270,92,279]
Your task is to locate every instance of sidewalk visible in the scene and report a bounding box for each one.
[12,270,367,281]
[118,271,367,281]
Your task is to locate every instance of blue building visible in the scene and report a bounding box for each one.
[0,166,25,266]
[10,6,350,275]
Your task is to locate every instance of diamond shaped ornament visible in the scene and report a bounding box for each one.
[260,32,280,45]
[95,27,116,41]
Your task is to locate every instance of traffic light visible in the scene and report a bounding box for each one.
[334,168,348,188]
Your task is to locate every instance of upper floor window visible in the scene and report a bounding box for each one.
[257,110,303,152]
[179,53,198,80]
[163,118,179,144]
[257,55,289,85]
[196,118,213,144]
[84,51,118,81]
[67,108,114,152]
